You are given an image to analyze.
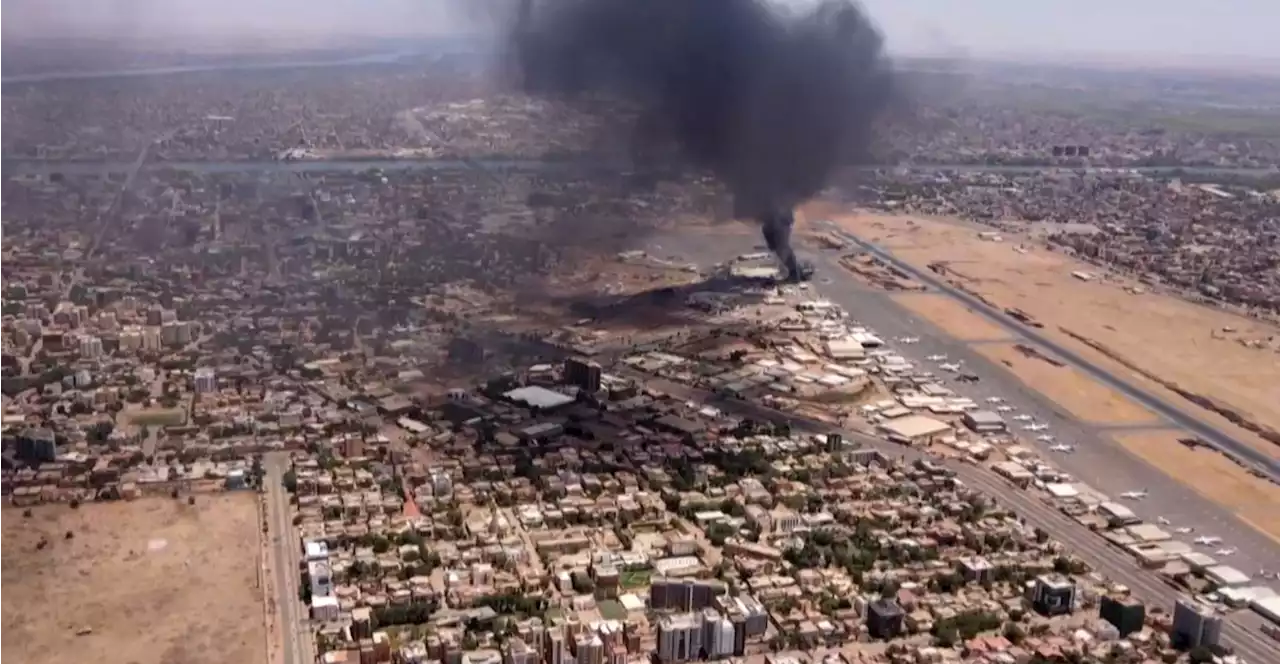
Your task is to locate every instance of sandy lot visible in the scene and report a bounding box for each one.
[2,495,265,664]
[974,343,1160,426]
[890,293,1014,342]
[818,208,1280,460]
[1115,431,1280,544]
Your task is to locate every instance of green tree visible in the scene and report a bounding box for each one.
[935,624,959,648]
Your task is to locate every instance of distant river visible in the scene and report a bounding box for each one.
[0,44,485,84]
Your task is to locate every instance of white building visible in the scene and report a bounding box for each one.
[308,559,333,598]
[311,594,340,621]
[79,335,103,359]
[707,617,735,659]
[194,367,217,394]
[657,613,703,664]
[140,327,162,351]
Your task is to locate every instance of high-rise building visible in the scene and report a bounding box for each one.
[1172,598,1222,650]
[1032,575,1077,616]
[706,615,735,659]
[17,427,58,463]
[1099,595,1145,638]
[505,639,533,664]
[547,629,566,664]
[564,357,603,393]
[574,633,604,664]
[866,599,904,640]
[194,367,218,394]
[657,613,703,663]
[79,335,103,359]
[651,578,725,612]
[140,327,162,352]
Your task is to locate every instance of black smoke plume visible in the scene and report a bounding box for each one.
[509,0,894,280]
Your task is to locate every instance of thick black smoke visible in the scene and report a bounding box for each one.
[510,0,894,280]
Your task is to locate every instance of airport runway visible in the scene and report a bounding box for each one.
[797,247,1280,575]
[817,220,1280,483]
[638,229,1280,656]
[642,229,1278,574]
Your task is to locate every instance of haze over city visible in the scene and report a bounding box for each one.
[4,2,1280,664]
[4,0,1280,68]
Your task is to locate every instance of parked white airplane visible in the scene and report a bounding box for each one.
[1157,516,1171,525]
[1174,527,1194,534]
[1120,490,1149,500]
[1012,414,1034,422]
[926,354,947,361]
[1216,547,1238,556]
[940,363,961,372]
[996,405,1014,412]
[986,397,1004,404]
[1036,434,1056,442]
[1194,536,1222,546]
[1026,423,1049,432]
[897,336,920,344]
[1049,444,1075,453]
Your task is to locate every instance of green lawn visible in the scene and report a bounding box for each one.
[597,600,628,621]
[620,569,651,590]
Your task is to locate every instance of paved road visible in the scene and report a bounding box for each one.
[619,371,1279,663]
[818,221,1280,483]
[787,246,1280,579]
[265,454,311,664]
[630,230,1279,659]
[644,230,1280,580]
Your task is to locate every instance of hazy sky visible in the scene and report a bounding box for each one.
[861,0,1280,61]
[4,0,1278,63]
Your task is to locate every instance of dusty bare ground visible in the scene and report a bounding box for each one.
[1114,431,1280,544]
[974,343,1161,426]
[816,208,1280,460]
[889,293,1014,342]
[2,495,266,664]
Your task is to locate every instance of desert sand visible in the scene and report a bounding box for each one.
[975,342,1161,426]
[819,209,1280,461]
[890,292,1014,342]
[2,495,266,664]
[1115,431,1280,544]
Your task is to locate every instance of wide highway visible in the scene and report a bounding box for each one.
[265,454,313,664]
